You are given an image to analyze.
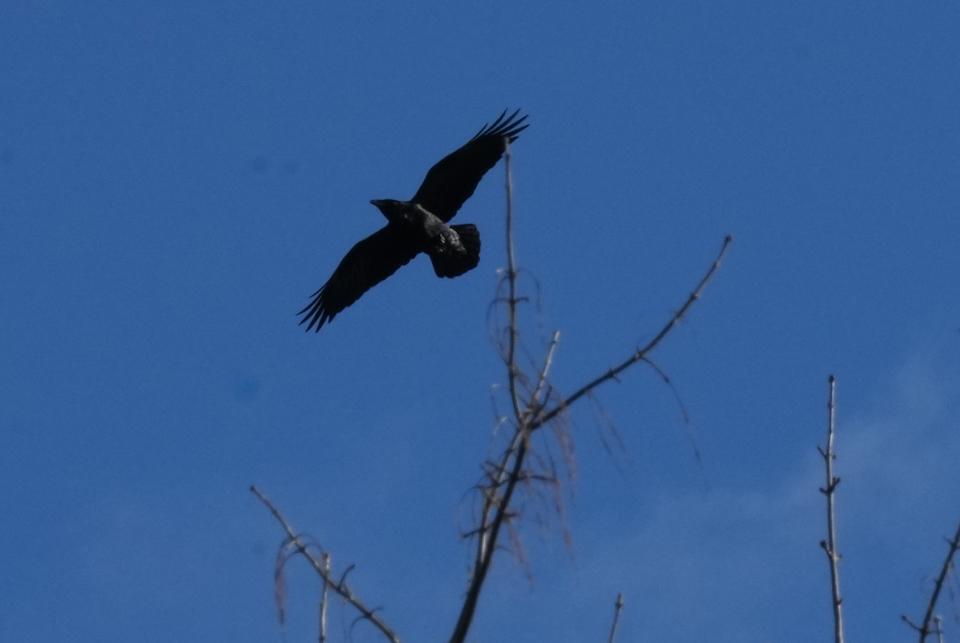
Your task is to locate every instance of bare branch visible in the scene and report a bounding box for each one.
[503,141,524,424]
[525,330,560,420]
[250,485,401,643]
[530,235,733,432]
[607,592,624,643]
[454,140,729,643]
[818,374,845,643]
[451,433,530,643]
[319,552,331,643]
[450,139,534,643]
[903,518,960,642]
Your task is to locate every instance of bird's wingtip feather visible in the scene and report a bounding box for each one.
[297,286,333,332]
[471,108,529,142]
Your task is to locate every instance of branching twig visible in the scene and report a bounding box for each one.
[818,374,845,643]
[452,136,730,643]
[607,592,624,643]
[529,234,733,432]
[903,518,960,642]
[250,485,401,643]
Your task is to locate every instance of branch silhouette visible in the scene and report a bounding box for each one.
[902,518,960,642]
[250,485,400,643]
[450,141,732,643]
[607,592,625,643]
[530,234,732,433]
[818,374,845,643]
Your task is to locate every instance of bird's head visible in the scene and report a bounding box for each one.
[370,198,407,223]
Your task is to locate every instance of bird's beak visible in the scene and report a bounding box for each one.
[370,199,383,207]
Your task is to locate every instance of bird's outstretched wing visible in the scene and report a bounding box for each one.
[298,225,419,331]
[411,109,528,222]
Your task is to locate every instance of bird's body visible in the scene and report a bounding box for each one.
[298,109,528,332]
[370,200,481,278]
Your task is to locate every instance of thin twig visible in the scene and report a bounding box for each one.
[530,235,733,432]
[319,552,331,643]
[818,374,845,643]
[250,486,401,643]
[903,518,960,642]
[607,592,624,643]
[504,141,523,424]
[934,615,944,643]
[525,330,560,420]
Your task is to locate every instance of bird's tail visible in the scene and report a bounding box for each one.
[430,224,481,278]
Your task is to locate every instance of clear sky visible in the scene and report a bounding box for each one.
[2,2,959,641]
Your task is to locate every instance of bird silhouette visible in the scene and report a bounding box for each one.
[298,109,528,332]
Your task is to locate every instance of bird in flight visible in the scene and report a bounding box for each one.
[298,109,529,332]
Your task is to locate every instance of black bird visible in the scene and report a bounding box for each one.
[298,109,529,332]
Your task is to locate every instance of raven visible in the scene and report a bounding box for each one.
[298,109,529,332]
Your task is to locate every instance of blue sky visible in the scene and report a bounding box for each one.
[2,2,959,641]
